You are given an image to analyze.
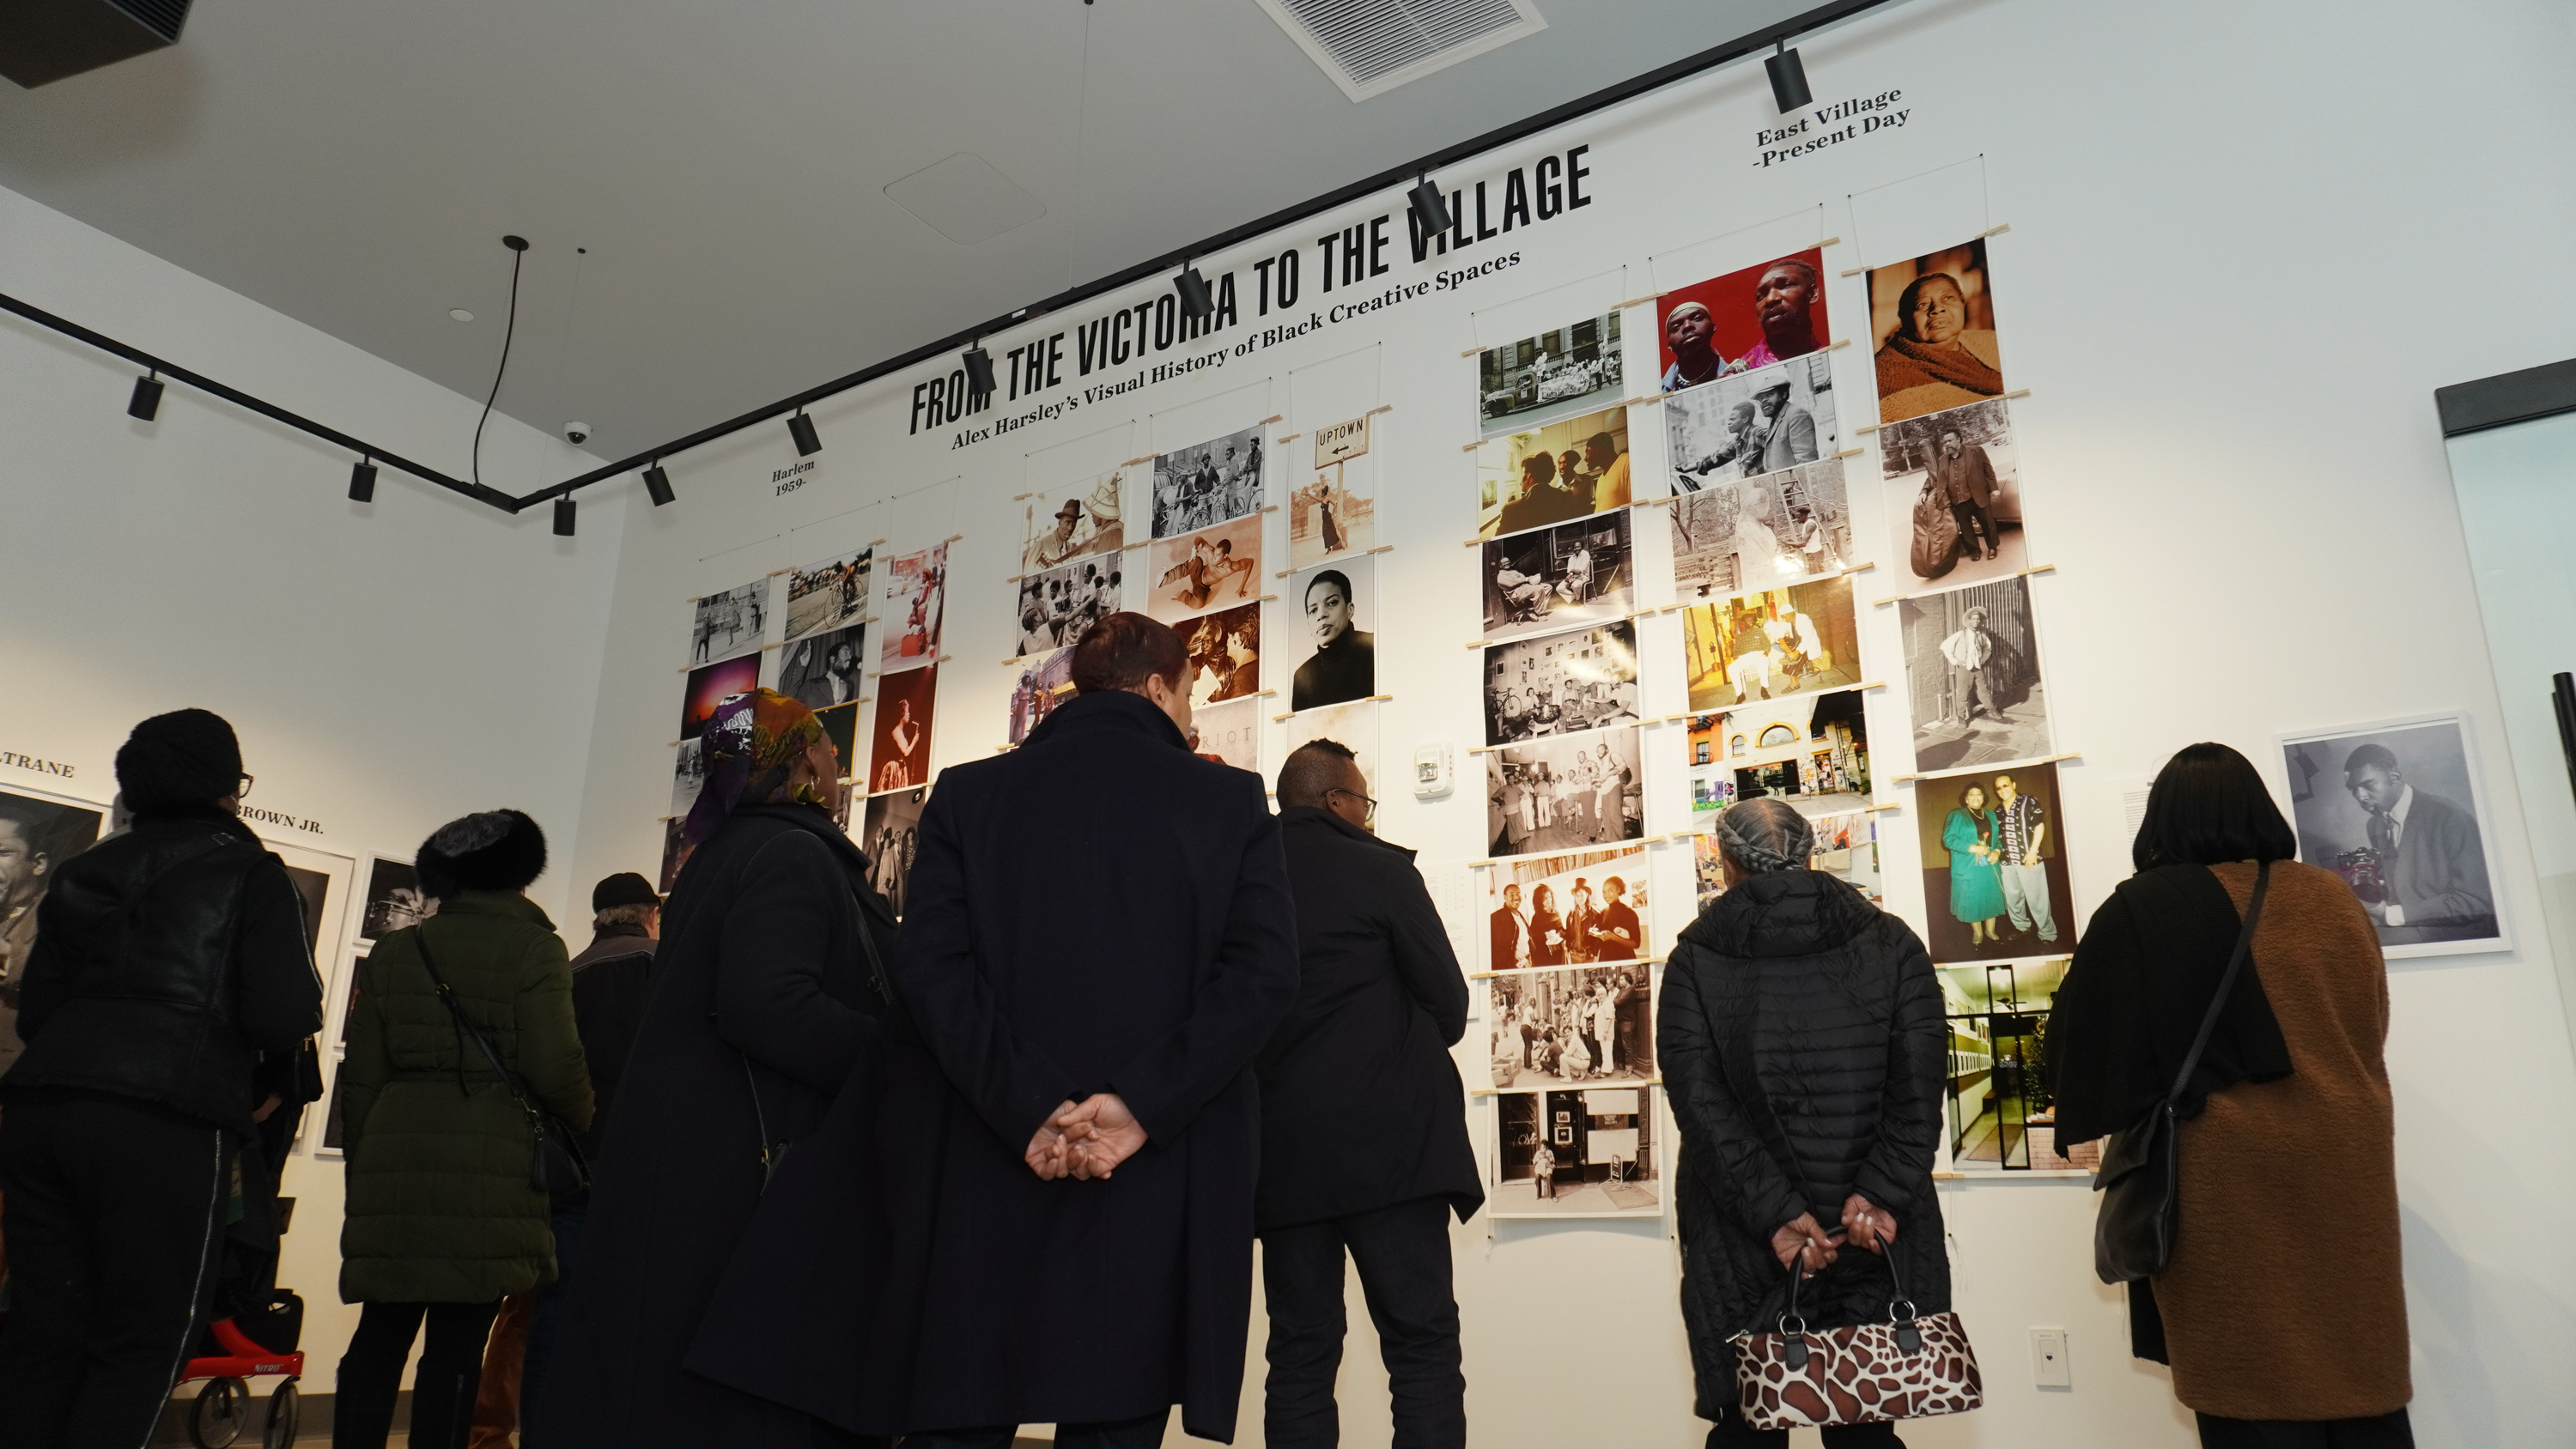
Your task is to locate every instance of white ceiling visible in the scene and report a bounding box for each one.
[0,0,1818,476]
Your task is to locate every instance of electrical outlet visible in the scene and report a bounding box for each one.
[2030,1327,2071,1388]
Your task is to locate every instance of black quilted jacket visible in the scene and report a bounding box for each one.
[1659,869,1950,1418]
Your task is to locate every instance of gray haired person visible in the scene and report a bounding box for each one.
[1658,799,1950,1448]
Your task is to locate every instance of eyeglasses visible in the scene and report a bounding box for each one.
[1327,786,1376,821]
[235,773,254,801]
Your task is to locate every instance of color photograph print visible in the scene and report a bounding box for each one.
[1485,966,1655,1092]
[1478,310,1624,439]
[1484,842,1649,973]
[1483,728,1643,859]
[1151,425,1265,537]
[1670,460,1851,601]
[1683,713,1732,817]
[658,819,691,894]
[868,663,938,794]
[1015,555,1121,659]
[671,740,708,820]
[1284,699,1379,800]
[1655,248,1831,391]
[1145,514,1264,624]
[1482,619,1641,747]
[0,785,106,1052]
[1178,601,1261,706]
[1680,574,1861,712]
[1191,696,1261,775]
[1007,647,1077,747]
[690,579,769,665]
[1722,689,1871,809]
[1898,575,2050,774]
[1311,413,1370,468]
[1868,238,2007,426]
[776,622,867,711]
[1290,458,1375,567]
[1937,955,2093,1173]
[860,785,928,920]
[2278,714,2507,958]
[1023,466,1132,573]
[1663,352,1839,496]
[680,655,762,740]
[1690,808,1880,910]
[1490,1088,1660,1218]
[1912,760,2071,966]
[361,856,435,940]
[1881,398,2026,591]
[1474,405,1630,539]
[1481,509,1632,643]
[878,544,948,672]
[782,549,872,643]
[815,701,861,779]
[1286,557,1376,713]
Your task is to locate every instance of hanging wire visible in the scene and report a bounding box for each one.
[471,243,527,492]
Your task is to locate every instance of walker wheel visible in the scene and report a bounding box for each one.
[263,1380,301,1449]
[188,1376,251,1448]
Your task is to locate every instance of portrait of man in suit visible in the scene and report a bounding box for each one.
[1490,882,1531,973]
[2282,718,2506,956]
[2342,742,2496,936]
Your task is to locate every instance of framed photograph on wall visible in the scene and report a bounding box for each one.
[1477,310,1625,439]
[689,579,770,667]
[2276,712,2510,959]
[1482,726,1644,859]
[0,784,108,1069]
[1488,1087,1662,1220]
[1481,965,1655,1093]
[1911,760,2073,965]
[1023,467,1133,573]
[1480,510,1633,643]
[782,549,872,643]
[1679,574,1861,713]
[1866,237,2008,426]
[1473,404,1631,540]
[1145,514,1264,624]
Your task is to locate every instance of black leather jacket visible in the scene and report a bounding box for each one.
[3,806,324,1133]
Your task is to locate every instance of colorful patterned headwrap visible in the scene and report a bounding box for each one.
[683,688,830,845]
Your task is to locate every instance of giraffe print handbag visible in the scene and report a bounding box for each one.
[1729,1240,1984,1429]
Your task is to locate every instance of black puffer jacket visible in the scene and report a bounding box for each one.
[1659,869,1947,1419]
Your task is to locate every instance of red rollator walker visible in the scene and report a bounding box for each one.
[176,1316,304,1448]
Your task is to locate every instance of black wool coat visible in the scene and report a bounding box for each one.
[538,803,896,1449]
[1658,870,1948,1422]
[686,690,1301,1442]
[1255,808,1479,1232]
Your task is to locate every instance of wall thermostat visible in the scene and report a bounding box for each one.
[1412,742,1455,799]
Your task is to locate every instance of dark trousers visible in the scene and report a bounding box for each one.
[332,1299,503,1449]
[0,1093,231,1449]
[897,1412,1165,1449]
[1261,1197,1465,1449]
[1947,499,1994,557]
[1707,1407,1905,1448]
[517,1200,588,1448]
[2196,1410,2415,1448]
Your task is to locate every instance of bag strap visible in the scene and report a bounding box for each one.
[413,925,536,1112]
[2165,860,2273,1111]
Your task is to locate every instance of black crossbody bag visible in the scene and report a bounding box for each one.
[2093,859,2270,1283]
[414,926,593,1210]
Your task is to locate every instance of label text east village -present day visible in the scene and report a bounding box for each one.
[1755,90,1909,167]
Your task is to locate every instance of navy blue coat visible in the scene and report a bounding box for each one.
[688,690,1301,1441]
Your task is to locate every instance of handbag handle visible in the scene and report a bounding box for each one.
[2165,861,2273,1112]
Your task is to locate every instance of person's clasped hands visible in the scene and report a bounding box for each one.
[1021,1093,1151,1182]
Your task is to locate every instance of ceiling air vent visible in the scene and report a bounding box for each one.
[1255,0,1546,102]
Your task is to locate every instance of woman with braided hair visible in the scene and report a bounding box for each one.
[1660,798,1953,1447]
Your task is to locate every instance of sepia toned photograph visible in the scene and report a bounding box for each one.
[1656,249,1831,391]
[1898,575,2050,773]
[1286,558,1375,713]
[868,663,938,793]
[1489,1088,1660,1218]
[1484,727,1643,858]
[1721,689,1870,808]
[1485,842,1649,973]
[1670,460,1851,600]
[1868,238,2007,426]
[1664,352,1838,495]
[1881,397,2026,589]
[1483,619,1640,748]
[689,579,769,665]
[0,785,106,1058]
[680,654,762,740]
[1178,601,1261,706]
[1190,696,1261,774]
[1912,760,2072,965]
[1289,457,1374,567]
[860,785,927,920]
[1015,555,1121,658]
[671,740,708,819]
[816,700,860,779]
[1145,514,1264,624]
[1478,310,1624,438]
[1481,509,1632,643]
[1474,405,1630,539]
[1152,425,1265,537]
[2279,714,2508,959]
[782,548,872,643]
[776,621,867,711]
[361,856,435,940]
[1285,699,1379,799]
[1007,646,1077,747]
[1938,956,2092,1173]
[878,543,947,673]
[1023,466,1132,573]
[1485,966,1654,1090]
[1680,573,1861,712]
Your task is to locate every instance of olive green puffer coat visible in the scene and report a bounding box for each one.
[338,890,594,1303]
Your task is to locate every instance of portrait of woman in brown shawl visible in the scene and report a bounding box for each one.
[1868,239,2008,425]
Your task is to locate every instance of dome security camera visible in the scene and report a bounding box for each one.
[563,421,592,446]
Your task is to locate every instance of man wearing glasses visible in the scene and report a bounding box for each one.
[1253,739,1479,1449]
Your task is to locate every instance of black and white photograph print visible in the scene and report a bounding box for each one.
[1023,467,1131,573]
[783,549,872,643]
[1151,425,1265,537]
[1912,761,2072,966]
[860,785,928,920]
[1284,700,1379,801]
[1287,557,1375,713]
[690,579,770,665]
[1490,1088,1659,1218]
[1190,696,1261,774]
[1669,460,1852,600]
[1482,620,1641,748]
[1016,556,1121,658]
[1663,352,1839,494]
[1722,689,1870,807]
[1007,646,1077,748]
[1478,310,1625,439]
[1145,513,1263,625]
[1178,601,1261,706]
[816,701,861,780]
[1484,728,1643,858]
[1881,397,2026,590]
[1485,966,1654,1091]
[1475,405,1630,539]
[1680,574,1861,712]
[1485,842,1649,973]
[671,740,708,820]
[0,786,106,1034]
[776,621,867,711]
[1481,510,1632,643]
[361,856,435,940]
[2278,714,2508,958]
[1898,576,2050,774]
[879,544,947,673]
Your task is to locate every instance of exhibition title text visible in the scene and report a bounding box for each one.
[1753,90,1909,168]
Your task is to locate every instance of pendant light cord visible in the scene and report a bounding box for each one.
[472,244,526,491]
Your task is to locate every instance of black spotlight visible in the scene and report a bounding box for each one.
[641,462,676,507]
[1407,176,1452,236]
[127,372,163,421]
[1175,264,1215,319]
[963,343,996,398]
[349,458,378,502]
[787,409,823,457]
[1765,43,1812,112]
[553,495,577,537]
